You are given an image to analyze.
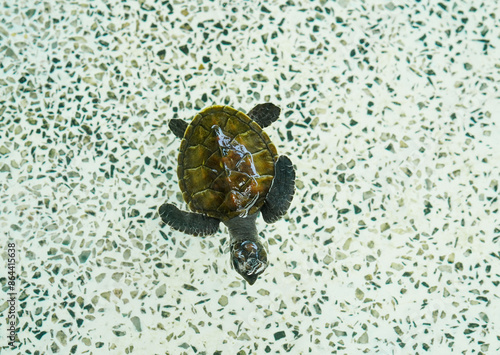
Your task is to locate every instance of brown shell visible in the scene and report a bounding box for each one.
[177,105,278,221]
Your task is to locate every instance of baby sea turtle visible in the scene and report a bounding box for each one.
[159,103,295,285]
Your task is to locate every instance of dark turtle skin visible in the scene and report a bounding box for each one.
[159,103,295,285]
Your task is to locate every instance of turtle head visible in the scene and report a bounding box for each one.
[231,240,268,285]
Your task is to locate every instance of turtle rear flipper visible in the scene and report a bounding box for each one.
[248,103,281,128]
[159,203,220,236]
[169,119,188,139]
[261,155,295,224]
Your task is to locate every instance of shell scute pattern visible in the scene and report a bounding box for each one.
[178,105,277,220]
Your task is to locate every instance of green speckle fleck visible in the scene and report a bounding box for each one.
[257,289,270,296]
[218,295,228,306]
[156,284,167,298]
[357,332,369,344]
[112,272,123,281]
[79,250,91,264]
[131,316,142,332]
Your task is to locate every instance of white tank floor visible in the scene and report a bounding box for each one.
[1,1,498,354]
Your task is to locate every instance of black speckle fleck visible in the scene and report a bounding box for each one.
[274,330,286,340]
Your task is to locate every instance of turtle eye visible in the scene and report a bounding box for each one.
[231,246,247,266]
[241,241,258,253]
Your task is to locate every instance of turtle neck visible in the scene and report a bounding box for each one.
[223,213,259,243]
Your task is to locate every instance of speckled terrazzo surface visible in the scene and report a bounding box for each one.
[1,0,499,354]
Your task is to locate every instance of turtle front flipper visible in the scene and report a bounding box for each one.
[159,203,220,236]
[169,119,188,139]
[247,103,281,128]
[261,155,295,224]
